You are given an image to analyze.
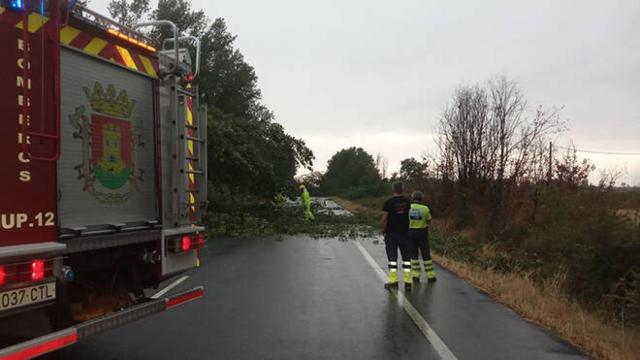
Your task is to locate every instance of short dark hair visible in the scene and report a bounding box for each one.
[392,181,403,194]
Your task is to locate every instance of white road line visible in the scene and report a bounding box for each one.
[151,275,189,299]
[354,240,458,360]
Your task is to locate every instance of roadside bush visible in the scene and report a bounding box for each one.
[430,184,640,326]
[430,231,479,264]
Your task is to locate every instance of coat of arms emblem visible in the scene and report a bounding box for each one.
[68,82,144,204]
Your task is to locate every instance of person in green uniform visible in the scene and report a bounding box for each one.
[409,191,436,282]
[299,184,314,221]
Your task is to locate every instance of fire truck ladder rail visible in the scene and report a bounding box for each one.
[173,83,206,224]
[176,88,195,97]
[183,135,204,143]
[163,36,201,79]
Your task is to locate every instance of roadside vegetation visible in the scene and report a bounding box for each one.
[333,77,640,359]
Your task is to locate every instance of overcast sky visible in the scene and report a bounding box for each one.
[92,0,640,185]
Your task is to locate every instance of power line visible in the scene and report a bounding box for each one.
[554,145,640,156]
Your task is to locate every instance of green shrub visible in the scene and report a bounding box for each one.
[340,182,388,199]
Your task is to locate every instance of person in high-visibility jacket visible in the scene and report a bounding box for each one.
[300,184,314,221]
[409,191,436,282]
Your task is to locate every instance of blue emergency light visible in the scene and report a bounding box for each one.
[6,0,26,12]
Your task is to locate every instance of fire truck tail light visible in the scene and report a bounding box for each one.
[170,234,204,253]
[181,235,191,251]
[32,260,45,280]
[0,259,53,284]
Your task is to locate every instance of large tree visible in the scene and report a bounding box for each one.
[437,75,564,230]
[320,147,381,195]
[108,0,314,203]
[399,157,429,182]
[107,0,150,27]
[200,19,262,117]
[438,76,562,189]
[208,106,313,199]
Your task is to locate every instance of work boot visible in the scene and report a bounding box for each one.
[411,259,421,282]
[424,259,436,281]
[386,264,399,289]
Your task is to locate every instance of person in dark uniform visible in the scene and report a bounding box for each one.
[381,182,413,291]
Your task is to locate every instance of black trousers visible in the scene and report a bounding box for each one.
[384,232,412,262]
[409,228,431,261]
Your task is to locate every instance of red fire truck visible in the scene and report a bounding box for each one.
[0,1,207,357]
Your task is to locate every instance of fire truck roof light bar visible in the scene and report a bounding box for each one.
[72,4,153,44]
[162,35,201,80]
[107,28,156,52]
[134,20,178,75]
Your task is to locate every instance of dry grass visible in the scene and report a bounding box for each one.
[433,253,640,360]
[615,209,640,225]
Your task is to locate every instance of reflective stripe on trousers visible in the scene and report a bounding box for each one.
[423,259,434,271]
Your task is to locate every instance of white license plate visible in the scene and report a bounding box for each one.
[0,282,56,312]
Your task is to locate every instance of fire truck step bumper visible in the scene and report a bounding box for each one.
[0,286,204,359]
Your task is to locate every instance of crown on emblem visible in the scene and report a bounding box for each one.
[83,82,136,118]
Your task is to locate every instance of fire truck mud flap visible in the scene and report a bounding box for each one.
[0,286,204,359]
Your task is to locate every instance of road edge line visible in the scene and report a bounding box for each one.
[354,240,458,360]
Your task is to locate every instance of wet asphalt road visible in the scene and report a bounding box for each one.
[60,236,586,360]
